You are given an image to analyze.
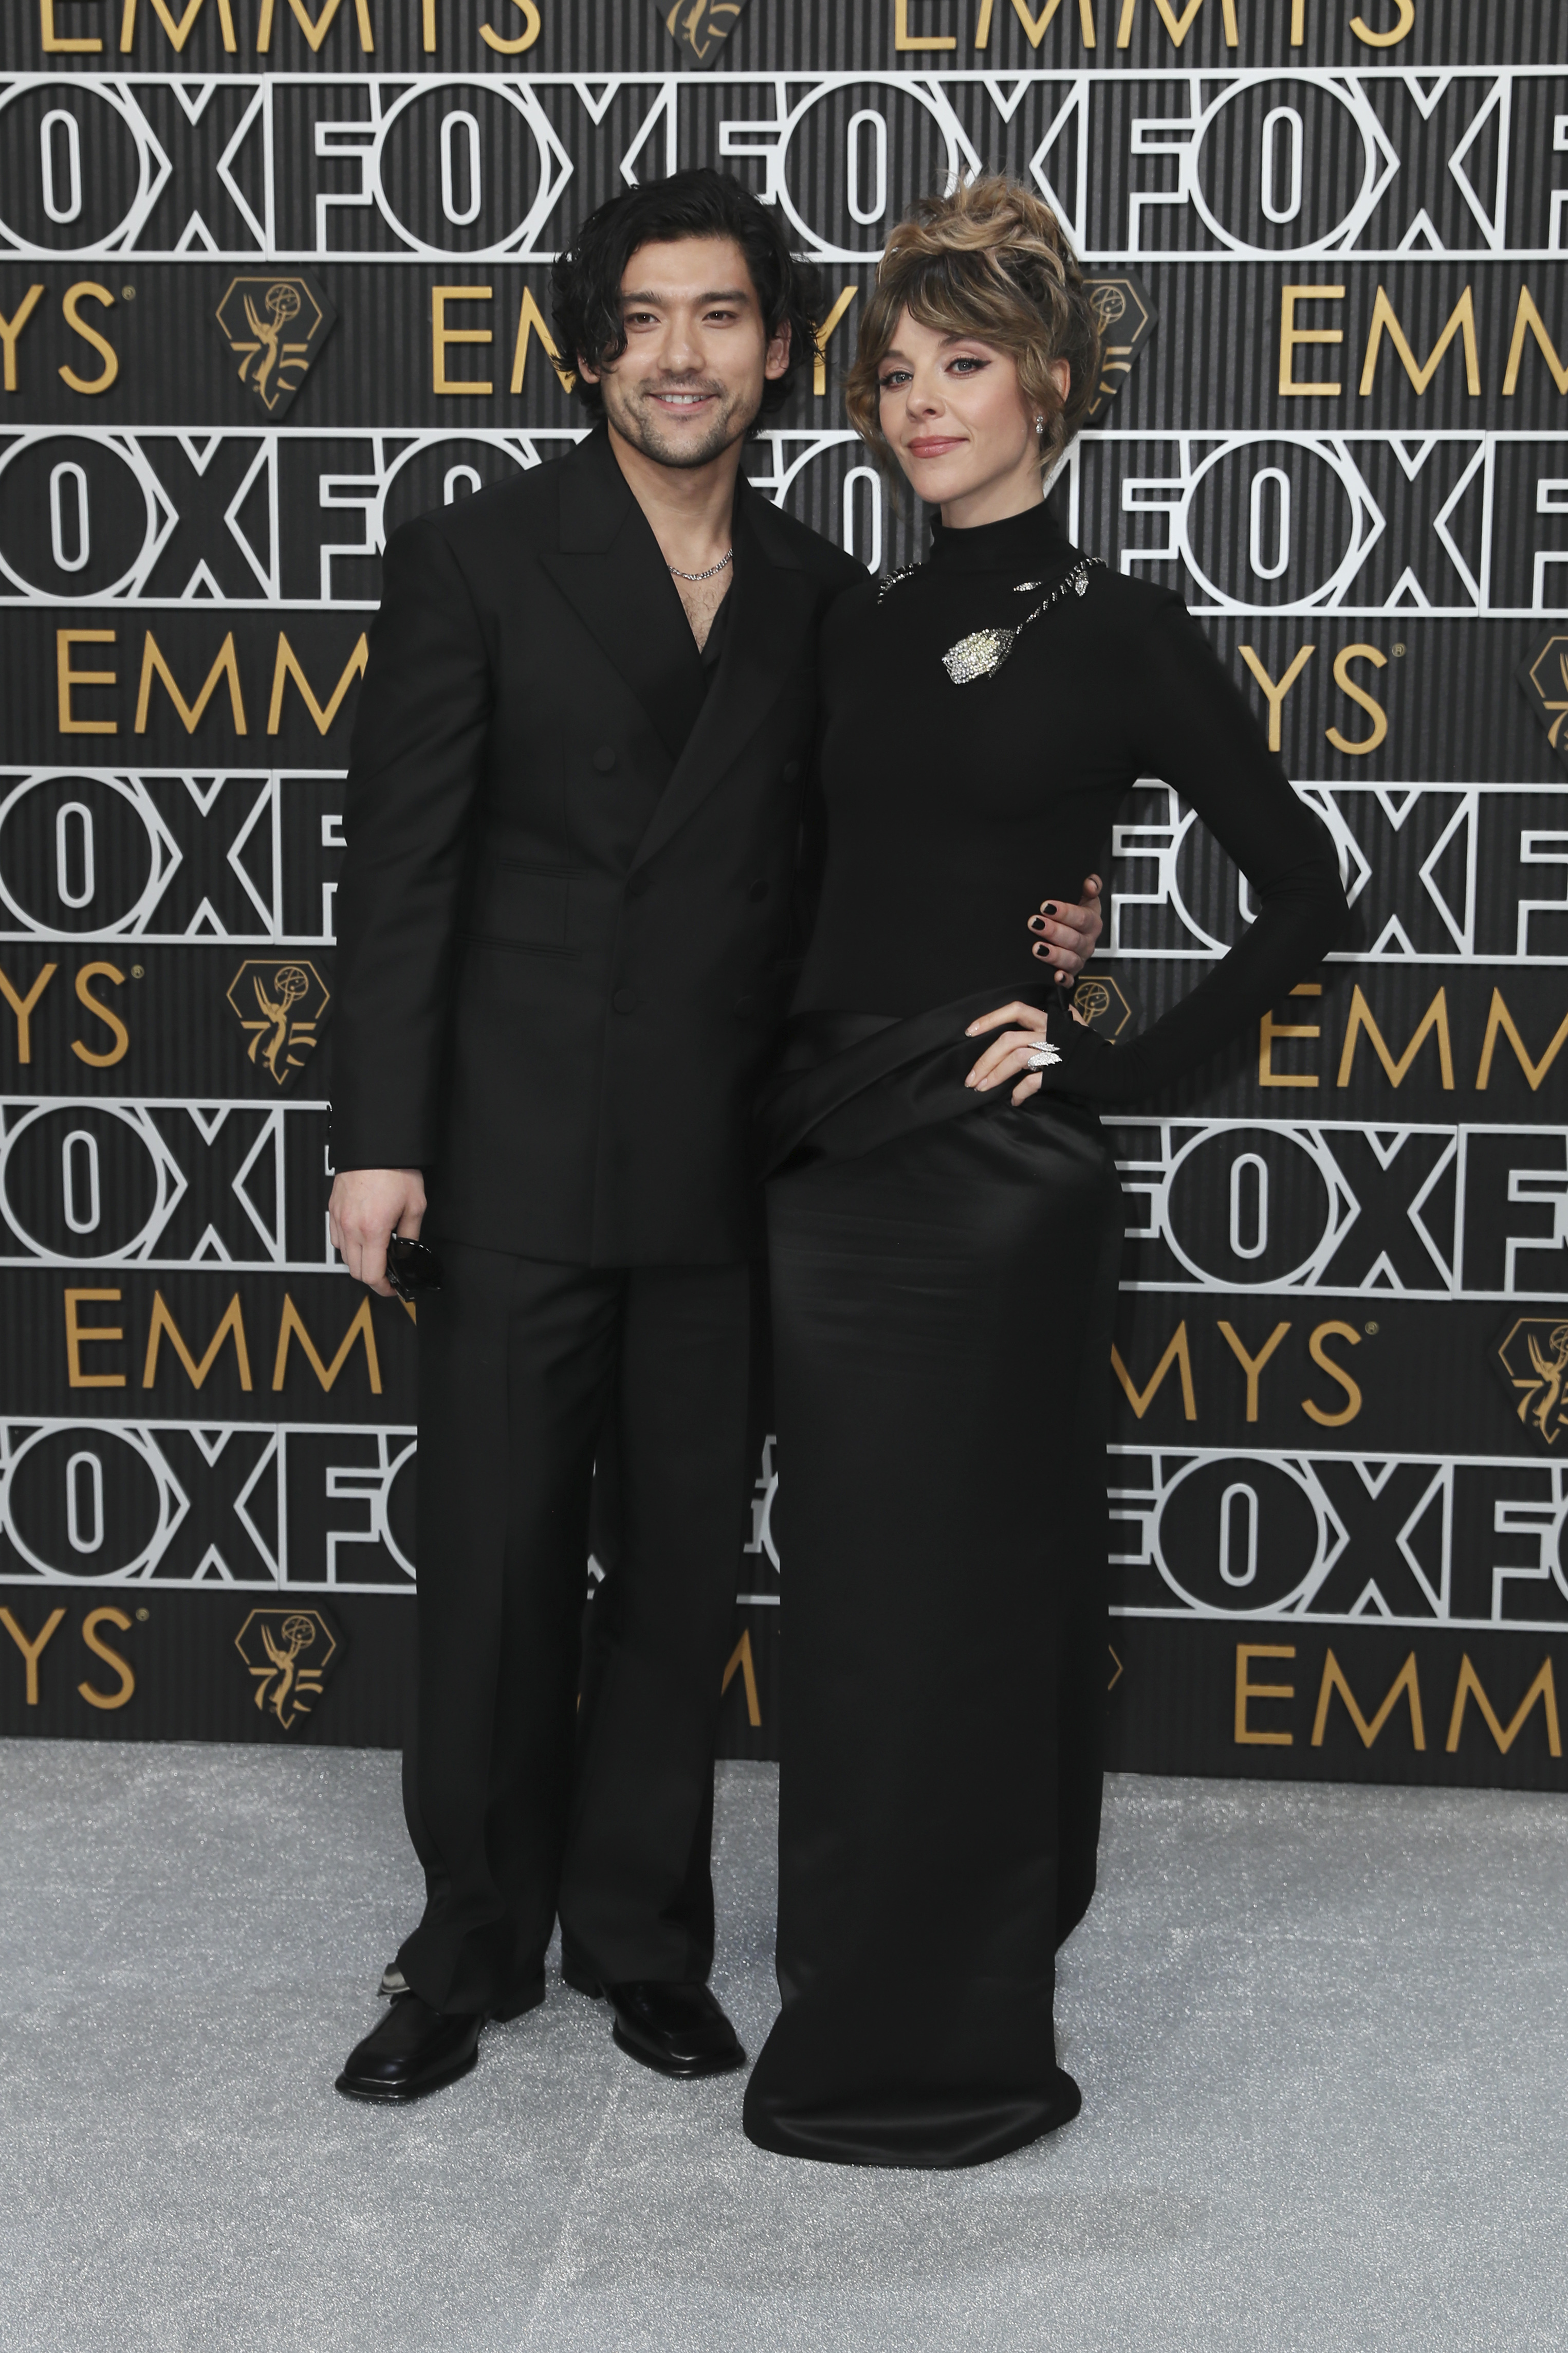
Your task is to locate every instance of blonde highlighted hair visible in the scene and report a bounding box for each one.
[844,176,1101,475]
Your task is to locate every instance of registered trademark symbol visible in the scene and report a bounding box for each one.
[135,1608,150,1621]
[1391,644,1406,656]
[121,286,136,300]
[131,965,144,979]
[1364,1321,1379,1336]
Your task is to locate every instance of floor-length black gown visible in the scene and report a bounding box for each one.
[742,502,1346,2169]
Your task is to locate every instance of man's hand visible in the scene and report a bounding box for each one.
[329,1168,426,1298]
[1028,874,1103,986]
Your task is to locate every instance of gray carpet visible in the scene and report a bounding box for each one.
[1,1742,1563,2353]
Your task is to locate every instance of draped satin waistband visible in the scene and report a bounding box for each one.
[758,989,1099,1177]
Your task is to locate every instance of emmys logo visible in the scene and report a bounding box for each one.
[225,959,329,1085]
[662,0,748,67]
[215,275,336,418]
[1081,277,1156,422]
[1495,1319,1568,1449]
[1518,635,1568,765]
[1072,972,1136,1039]
[235,1608,339,1732]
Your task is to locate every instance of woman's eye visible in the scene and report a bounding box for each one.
[950,356,987,375]
[878,371,910,391]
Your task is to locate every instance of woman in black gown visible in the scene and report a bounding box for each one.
[741,178,1348,2169]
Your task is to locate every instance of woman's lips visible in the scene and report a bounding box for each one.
[905,436,966,458]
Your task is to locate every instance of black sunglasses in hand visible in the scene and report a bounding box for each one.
[385,1232,444,1303]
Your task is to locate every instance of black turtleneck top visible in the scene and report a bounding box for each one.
[792,502,1346,1104]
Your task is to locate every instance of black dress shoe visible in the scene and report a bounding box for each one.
[603,1981,745,2078]
[335,1993,483,2103]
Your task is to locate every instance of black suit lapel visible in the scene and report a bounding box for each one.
[536,431,706,763]
[630,480,818,873]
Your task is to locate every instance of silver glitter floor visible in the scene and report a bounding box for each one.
[2,1743,1563,2353]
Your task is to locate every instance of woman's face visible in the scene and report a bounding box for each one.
[875,308,1069,529]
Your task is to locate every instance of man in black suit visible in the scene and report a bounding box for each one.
[328,169,1103,2103]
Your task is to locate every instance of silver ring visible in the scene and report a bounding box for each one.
[1025,1040,1062,1072]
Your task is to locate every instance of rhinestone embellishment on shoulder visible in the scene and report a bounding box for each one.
[876,560,922,604]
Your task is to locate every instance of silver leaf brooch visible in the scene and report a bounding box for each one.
[940,557,1104,686]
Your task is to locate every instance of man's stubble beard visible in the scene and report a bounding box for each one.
[601,375,763,471]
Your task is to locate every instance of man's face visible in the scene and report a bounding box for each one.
[580,235,791,469]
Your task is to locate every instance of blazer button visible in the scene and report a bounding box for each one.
[626,871,649,898]
[782,760,801,783]
[593,746,617,774]
[748,879,769,902]
[613,986,639,1014]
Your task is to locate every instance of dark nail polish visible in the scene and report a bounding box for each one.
[1043,902,1057,915]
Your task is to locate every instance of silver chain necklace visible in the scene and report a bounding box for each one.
[668,548,733,583]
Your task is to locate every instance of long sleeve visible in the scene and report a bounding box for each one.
[1054,594,1348,1105]
[329,516,494,1170]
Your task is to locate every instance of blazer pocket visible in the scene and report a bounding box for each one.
[465,861,574,955]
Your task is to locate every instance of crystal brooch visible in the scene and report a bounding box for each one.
[942,626,1016,685]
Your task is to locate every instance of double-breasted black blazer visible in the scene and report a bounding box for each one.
[330,428,861,1264]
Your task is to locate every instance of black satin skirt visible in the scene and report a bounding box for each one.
[741,991,1124,2170]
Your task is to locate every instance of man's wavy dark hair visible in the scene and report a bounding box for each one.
[551,168,820,419]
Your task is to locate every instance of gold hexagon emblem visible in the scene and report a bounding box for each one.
[1081,276,1157,421]
[662,0,750,66]
[1072,970,1135,1039]
[235,1608,340,1732]
[1519,634,1568,761]
[1493,1316,1568,1448]
[215,274,336,417]
[226,958,330,1085]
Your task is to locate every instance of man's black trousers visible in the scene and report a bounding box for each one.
[396,1242,752,2017]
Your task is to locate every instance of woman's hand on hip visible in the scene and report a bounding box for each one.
[1027,874,1103,984]
[964,1000,1085,1106]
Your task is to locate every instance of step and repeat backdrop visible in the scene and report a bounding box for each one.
[0,0,1564,1790]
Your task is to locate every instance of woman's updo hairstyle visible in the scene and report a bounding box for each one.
[844,176,1101,476]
